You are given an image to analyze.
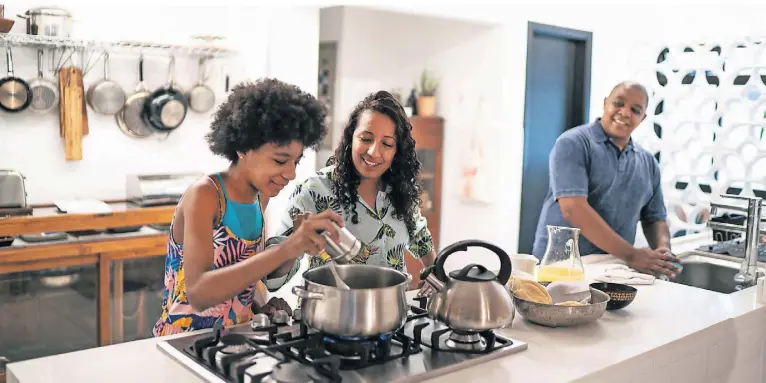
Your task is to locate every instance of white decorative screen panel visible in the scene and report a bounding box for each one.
[629,37,766,236]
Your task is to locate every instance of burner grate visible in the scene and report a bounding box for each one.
[406,299,514,354]
[274,330,421,371]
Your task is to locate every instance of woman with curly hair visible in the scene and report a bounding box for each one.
[152,78,343,336]
[275,90,437,282]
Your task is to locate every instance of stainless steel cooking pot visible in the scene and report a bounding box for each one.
[18,7,73,38]
[292,264,411,337]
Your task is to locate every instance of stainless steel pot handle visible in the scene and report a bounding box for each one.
[405,272,413,284]
[291,286,325,300]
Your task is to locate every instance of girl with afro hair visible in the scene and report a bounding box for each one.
[153,78,343,336]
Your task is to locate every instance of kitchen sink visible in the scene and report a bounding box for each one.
[671,252,765,294]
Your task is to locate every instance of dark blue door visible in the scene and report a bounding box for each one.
[518,25,591,254]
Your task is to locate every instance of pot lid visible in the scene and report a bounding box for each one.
[448,263,497,282]
[25,7,72,17]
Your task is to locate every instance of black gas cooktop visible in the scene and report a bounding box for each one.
[157,297,528,383]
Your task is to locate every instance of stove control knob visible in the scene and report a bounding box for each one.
[250,313,271,330]
[272,310,289,325]
[292,308,302,321]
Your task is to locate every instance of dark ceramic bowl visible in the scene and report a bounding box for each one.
[589,282,637,311]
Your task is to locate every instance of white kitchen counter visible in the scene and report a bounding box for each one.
[7,232,766,383]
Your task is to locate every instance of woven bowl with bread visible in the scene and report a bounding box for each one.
[508,277,610,327]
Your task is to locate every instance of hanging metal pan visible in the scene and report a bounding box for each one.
[142,55,187,131]
[87,52,126,115]
[0,44,32,113]
[116,55,153,138]
[27,49,59,114]
[186,57,215,113]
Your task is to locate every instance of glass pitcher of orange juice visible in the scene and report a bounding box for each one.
[537,225,585,282]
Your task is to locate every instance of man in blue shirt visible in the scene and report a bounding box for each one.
[532,81,681,279]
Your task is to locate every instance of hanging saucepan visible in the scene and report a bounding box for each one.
[221,63,230,94]
[86,52,126,115]
[142,55,187,131]
[116,55,153,138]
[186,57,215,113]
[0,44,32,113]
[27,49,59,114]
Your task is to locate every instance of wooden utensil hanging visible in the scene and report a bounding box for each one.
[58,49,89,137]
[58,66,87,161]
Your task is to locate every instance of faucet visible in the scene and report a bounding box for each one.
[708,194,763,287]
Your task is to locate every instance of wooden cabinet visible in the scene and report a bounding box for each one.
[0,262,99,363]
[0,202,172,367]
[410,116,444,250]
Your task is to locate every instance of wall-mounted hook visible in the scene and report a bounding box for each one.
[83,49,105,77]
[55,47,76,72]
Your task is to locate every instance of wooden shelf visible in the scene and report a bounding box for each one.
[410,116,443,249]
[0,233,167,266]
[0,202,175,237]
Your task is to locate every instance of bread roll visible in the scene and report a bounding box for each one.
[509,277,553,305]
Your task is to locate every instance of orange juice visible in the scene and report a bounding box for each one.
[536,266,585,282]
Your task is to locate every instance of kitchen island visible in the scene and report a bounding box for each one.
[6,232,766,383]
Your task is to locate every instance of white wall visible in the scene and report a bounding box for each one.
[316,6,344,168]
[319,6,343,43]
[0,2,320,234]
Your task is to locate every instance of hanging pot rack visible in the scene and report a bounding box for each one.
[0,32,235,59]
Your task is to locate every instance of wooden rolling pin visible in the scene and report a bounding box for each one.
[58,66,88,161]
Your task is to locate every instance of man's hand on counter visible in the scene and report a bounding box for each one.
[626,247,682,279]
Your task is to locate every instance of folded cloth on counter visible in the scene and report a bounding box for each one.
[546,280,591,303]
[54,199,112,214]
[593,264,655,285]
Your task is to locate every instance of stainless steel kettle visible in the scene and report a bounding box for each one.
[419,239,514,332]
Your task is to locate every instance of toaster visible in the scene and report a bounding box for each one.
[0,170,28,208]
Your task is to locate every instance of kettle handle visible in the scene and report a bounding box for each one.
[432,239,513,285]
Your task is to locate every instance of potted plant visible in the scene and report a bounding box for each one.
[417,69,439,117]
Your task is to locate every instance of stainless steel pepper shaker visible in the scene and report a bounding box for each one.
[321,221,362,264]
